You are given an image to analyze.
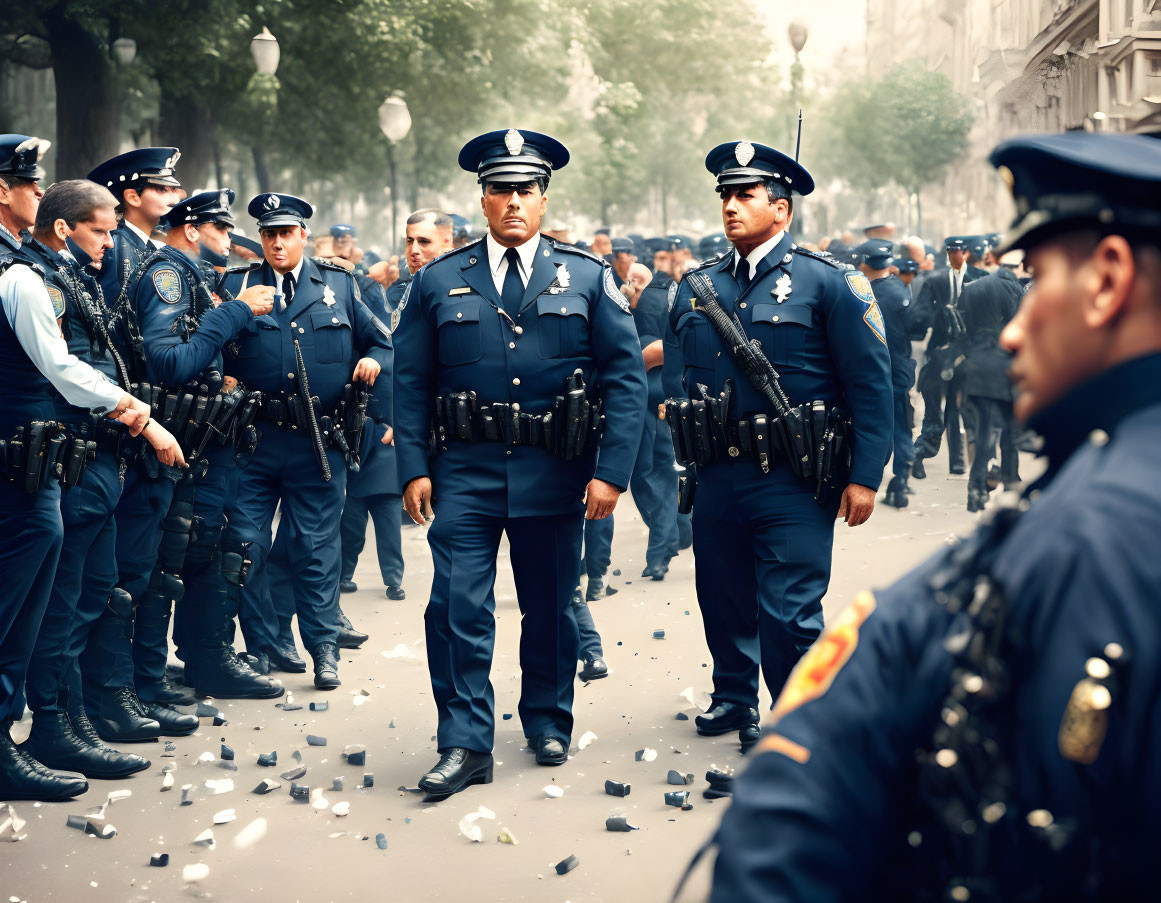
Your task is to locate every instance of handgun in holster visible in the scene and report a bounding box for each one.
[677,470,696,515]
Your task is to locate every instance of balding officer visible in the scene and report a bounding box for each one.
[394,129,646,797]
[662,141,892,750]
[222,193,391,690]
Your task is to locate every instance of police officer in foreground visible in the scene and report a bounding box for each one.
[856,239,918,509]
[393,128,646,798]
[705,131,1161,902]
[222,193,391,690]
[661,141,892,750]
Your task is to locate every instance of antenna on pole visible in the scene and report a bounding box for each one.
[795,109,803,161]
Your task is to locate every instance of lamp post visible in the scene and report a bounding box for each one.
[250,27,280,76]
[378,95,412,252]
[787,21,808,132]
[111,37,137,66]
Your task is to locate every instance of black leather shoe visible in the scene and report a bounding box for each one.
[418,748,493,799]
[139,674,197,707]
[239,650,270,675]
[93,687,161,742]
[949,463,966,475]
[313,642,341,690]
[0,730,88,801]
[266,643,306,673]
[585,579,604,602]
[739,722,762,753]
[385,585,406,601]
[967,487,989,513]
[533,733,569,765]
[641,563,668,581]
[910,457,926,480]
[140,700,198,736]
[188,649,284,699]
[337,608,368,649]
[22,712,151,779]
[694,702,759,737]
[883,475,909,509]
[579,652,608,681]
[339,579,357,593]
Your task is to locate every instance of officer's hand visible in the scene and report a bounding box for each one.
[143,421,188,469]
[584,478,621,520]
[837,484,876,527]
[352,357,381,385]
[238,285,275,317]
[110,392,152,436]
[380,425,394,445]
[223,375,238,392]
[656,403,666,420]
[403,477,433,525]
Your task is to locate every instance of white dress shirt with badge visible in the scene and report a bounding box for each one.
[486,231,538,294]
[732,230,785,281]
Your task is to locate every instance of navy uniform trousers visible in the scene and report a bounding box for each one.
[630,414,679,568]
[339,494,404,588]
[694,459,839,710]
[426,500,583,754]
[0,481,62,723]
[26,453,120,717]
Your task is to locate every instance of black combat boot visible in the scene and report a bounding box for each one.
[0,723,88,801]
[883,474,909,508]
[336,607,368,649]
[92,686,161,742]
[312,642,341,690]
[186,647,284,699]
[22,711,150,779]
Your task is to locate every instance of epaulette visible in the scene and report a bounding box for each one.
[438,237,484,261]
[792,245,851,270]
[312,258,358,277]
[689,252,728,272]
[552,240,607,266]
[225,261,262,275]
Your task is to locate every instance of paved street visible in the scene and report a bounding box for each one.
[2,451,989,903]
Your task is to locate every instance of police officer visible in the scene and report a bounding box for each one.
[912,236,987,478]
[705,130,1161,903]
[393,128,646,797]
[18,180,185,781]
[960,252,1023,511]
[222,193,392,690]
[0,136,157,800]
[856,240,917,508]
[661,140,892,750]
[86,147,182,307]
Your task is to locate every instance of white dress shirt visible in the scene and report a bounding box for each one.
[732,230,785,281]
[0,265,124,412]
[949,264,966,301]
[124,218,162,250]
[486,231,539,295]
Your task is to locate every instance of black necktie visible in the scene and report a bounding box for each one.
[501,247,523,316]
[736,259,752,296]
[281,273,294,311]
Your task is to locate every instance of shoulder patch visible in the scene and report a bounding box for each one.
[794,245,848,270]
[667,280,679,311]
[603,268,631,313]
[863,301,887,344]
[46,283,66,318]
[844,270,876,304]
[554,241,606,265]
[770,591,877,724]
[152,266,183,304]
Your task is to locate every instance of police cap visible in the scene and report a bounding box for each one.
[610,237,635,256]
[855,239,894,269]
[247,193,313,231]
[991,132,1161,252]
[944,236,970,251]
[704,140,815,196]
[895,256,919,274]
[161,189,235,230]
[697,232,729,260]
[458,129,569,185]
[0,134,51,182]
[330,224,356,238]
[88,147,181,198]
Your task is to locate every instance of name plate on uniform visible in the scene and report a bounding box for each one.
[449,287,471,296]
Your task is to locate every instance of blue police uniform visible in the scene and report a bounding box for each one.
[707,130,1161,903]
[221,193,392,688]
[393,129,646,772]
[662,141,892,736]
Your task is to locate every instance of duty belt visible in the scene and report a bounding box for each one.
[0,420,96,493]
[257,382,368,471]
[131,380,262,460]
[664,392,851,499]
[432,369,602,463]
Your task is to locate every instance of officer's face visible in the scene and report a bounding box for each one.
[947,248,969,269]
[653,251,671,275]
[128,184,180,222]
[613,250,636,280]
[197,222,232,258]
[481,182,546,246]
[66,205,117,265]
[333,234,355,259]
[0,177,43,232]
[591,234,612,256]
[1001,240,1101,421]
[260,225,307,273]
[405,220,453,274]
[721,184,790,250]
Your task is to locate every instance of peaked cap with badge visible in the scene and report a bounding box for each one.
[704,140,815,195]
[87,147,181,198]
[160,189,236,230]
[0,134,51,182]
[247,193,313,231]
[457,128,569,185]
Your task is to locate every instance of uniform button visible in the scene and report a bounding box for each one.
[512,403,521,412]
[469,256,478,265]
[512,378,521,386]
[514,326,523,335]
[739,302,747,309]
[332,317,339,324]
[288,372,295,379]
[290,321,297,328]
[506,449,513,455]
[298,327,305,333]
[457,312,463,319]
[509,342,516,349]
[560,306,567,313]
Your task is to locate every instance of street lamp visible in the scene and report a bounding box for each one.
[378,95,412,251]
[251,27,280,76]
[787,22,808,153]
[111,37,136,66]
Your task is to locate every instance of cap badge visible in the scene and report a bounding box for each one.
[504,129,524,156]
[265,194,280,210]
[164,151,181,170]
[735,141,755,167]
[219,190,230,208]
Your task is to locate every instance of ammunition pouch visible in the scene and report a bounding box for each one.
[677,470,696,515]
[148,567,185,605]
[105,586,134,619]
[1,420,95,493]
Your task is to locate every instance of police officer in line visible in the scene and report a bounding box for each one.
[661,140,892,750]
[0,136,159,801]
[911,235,987,479]
[856,240,918,509]
[338,209,454,600]
[18,180,185,782]
[960,250,1023,512]
[86,147,183,307]
[706,130,1161,903]
[221,193,392,691]
[393,128,646,798]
